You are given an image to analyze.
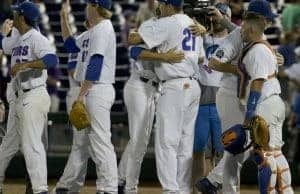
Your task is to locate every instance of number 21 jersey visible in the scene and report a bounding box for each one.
[138,14,203,81]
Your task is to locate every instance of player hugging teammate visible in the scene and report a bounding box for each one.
[0,0,296,194]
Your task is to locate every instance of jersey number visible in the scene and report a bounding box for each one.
[182,28,196,51]
[82,51,88,62]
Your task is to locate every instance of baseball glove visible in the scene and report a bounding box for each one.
[247,115,270,149]
[69,101,91,130]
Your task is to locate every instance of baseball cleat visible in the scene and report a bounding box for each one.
[118,184,124,194]
[195,178,219,194]
[55,188,68,194]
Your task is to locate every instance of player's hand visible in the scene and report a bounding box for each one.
[208,7,224,23]
[275,52,284,66]
[11,63,27,77]
[60,0,70,20]
[164,48,185,63]
[1,19,13,36]
[189,19,206,36]
[0,101,5,123]
[128,32,143,45]
[76,95,84,103]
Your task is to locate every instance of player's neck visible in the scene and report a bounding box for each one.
[212,29,228,38]
[88,17,104,28]
[248,34,264,43]
[18,25,32,35]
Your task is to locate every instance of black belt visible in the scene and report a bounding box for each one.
[15,89,31,98]
[139,77,159,87]
[161,76,195,83]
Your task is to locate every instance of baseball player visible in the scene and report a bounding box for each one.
[191,3,231,193]
[118,21,186,193]
[195,0,289,193]
[0,21,20,194]
[238,12,293,193]
[128,0,202,193]
[0,1,58,193]
[51,3,92,193]
[59,0,118,193]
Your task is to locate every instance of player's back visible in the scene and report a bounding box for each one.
[154,14,202,80]
[73,31,90,83]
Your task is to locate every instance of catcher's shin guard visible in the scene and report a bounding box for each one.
[250,150,277,194]
[273,151,293,194]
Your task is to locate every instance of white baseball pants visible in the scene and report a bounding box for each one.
[118,76,157,194]
[207,87,248,194]
[15,87,50,193]
[155,78,200,194]
[55,87,89,193]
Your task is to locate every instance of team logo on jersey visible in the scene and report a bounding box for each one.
[206,44,219,59]
[215,49,225,59]
[12,46,29,57]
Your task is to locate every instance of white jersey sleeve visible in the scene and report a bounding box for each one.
[2,28,20,55]
[32,34,56,58]
[284,63,300,82]
[211,27,242,63]
[138,17,170,49]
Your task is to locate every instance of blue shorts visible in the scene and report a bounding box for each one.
[294,94,300,128]
[193,104,223,153]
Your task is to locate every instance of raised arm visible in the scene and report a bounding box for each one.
[60,0,73,41]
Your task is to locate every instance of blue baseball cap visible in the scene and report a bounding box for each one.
[215,3,231,18]
[12,1,40,23]
[158,0,183,7]
[86,0,112,10]
[247,0,277,20]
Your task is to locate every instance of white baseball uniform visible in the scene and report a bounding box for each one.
[72,19,118,193]
[3,28,54,193]
[118,45,158,194]
[242,43,293,194]
[138,14,202,194]
[205,27,250,194]
[0,28,20,190]
[54,31,91,194]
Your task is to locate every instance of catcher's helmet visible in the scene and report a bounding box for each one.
[221,124,250,155]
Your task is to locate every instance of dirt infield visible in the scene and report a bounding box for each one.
[3,180,300,194]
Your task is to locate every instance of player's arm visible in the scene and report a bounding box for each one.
[77,54,103,101]
[11,54,59,76]
[0,19,15,54]
[60,0,72,41]
[131,46,184,63]
[208,58,238,74]
[60,0,80,53]
[244,79,264,125]
[189,19,207,37]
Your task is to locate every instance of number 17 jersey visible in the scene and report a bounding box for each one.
[138,14,203,81]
